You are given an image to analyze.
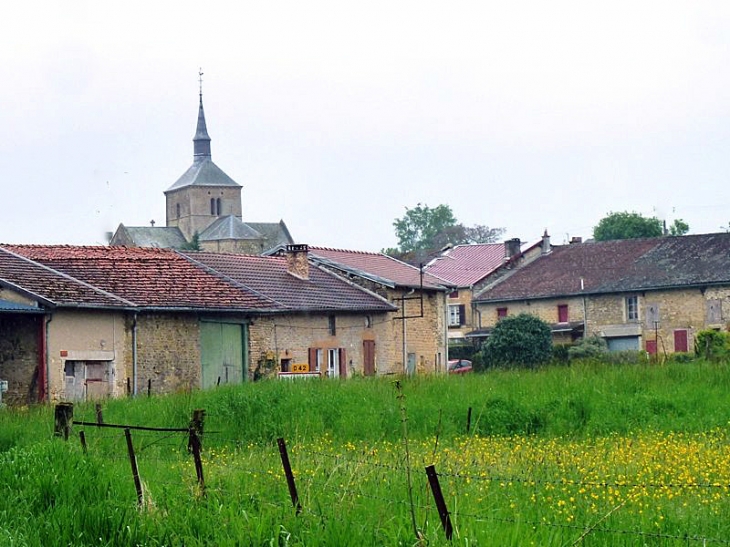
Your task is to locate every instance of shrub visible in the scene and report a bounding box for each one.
[483,313,552,368]
[551,344,571,365]
[568,336,608,360]
[694,329,730,361]
[603,350,649,365]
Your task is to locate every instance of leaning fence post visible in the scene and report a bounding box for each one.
[124,428,144,507]
[188,428,206,496]
[95,403,104,424]
[426,465,453,541]
[277,438,302,514]
[54,402,74,440]
[466,407,472,435]
[79,430,87,454]
[188,409,206,452]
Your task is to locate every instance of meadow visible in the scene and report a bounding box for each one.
[1,360,730,546]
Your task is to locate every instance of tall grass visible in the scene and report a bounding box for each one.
[1,359,729,545]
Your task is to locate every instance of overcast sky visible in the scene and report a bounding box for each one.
[2,1,729,251]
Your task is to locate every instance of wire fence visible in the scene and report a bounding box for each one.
[56,404,730,545]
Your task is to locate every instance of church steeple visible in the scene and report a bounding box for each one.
[193,69,212,161]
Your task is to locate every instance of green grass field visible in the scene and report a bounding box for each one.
[1,360,730,546]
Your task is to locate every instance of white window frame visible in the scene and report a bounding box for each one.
[327,348,339,378]
[448,305,461,327]
[625,295,639,322]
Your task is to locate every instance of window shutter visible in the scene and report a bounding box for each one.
[458,304,466,326]
[308,348,317,372]
[338,348,347,378]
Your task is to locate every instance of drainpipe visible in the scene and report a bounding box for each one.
[581,278,588,338]
[132,312,138,396]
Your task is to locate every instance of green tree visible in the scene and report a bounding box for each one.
[481,313,552,368]
[593,211,663,241]
[386,203,504,261]
[180,232,202,251]
[669,218,690,236]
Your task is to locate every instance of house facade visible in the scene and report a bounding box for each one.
[472,233,730,354]
[0,244,397,406]
[305,247,454,374]
[424,234,549,347]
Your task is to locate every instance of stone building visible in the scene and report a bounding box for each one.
[0,244,397,406]
[472,232,730,355]
[302,247,454,374]
[424,234,549,348]
[111,86,293,254]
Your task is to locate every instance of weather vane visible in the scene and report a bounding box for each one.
[198,68,204,96]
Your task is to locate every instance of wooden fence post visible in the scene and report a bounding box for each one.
[79,430,87,454]
[54,402,74,440]
[189,428,205,496]
[425,465,453,541]
[188,409,206,452]
[466,407,472,435]
[95,403,104,425]
[277,437,302,514]
[124,428,144,507]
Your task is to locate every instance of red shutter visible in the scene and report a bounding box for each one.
[558,304,568,323]
[646,340,657,355]
[674,330,688,353]
[363,340,375,376]
[338,348,347,378]
[308,348,317,372]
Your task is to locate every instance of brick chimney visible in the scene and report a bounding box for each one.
[570,236,583,245]
[503,238,521,261]
[286,244,309,280]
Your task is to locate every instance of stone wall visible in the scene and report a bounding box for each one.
[475,286,730,353]
[0,314,40,406]
[134,312,201,394]
[166,186,243,241]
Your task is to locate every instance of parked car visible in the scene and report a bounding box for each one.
[448,359,473,374]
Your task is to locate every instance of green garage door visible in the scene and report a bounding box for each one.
[200,322,247,389]
[606,336,640,352]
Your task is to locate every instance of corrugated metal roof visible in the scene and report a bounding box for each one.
[425,243,507,287]
[0,299,44,313]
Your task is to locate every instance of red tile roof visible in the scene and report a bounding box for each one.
[425,243,507,287]
[475,233,730,303]
[309,247,451,290]
[2,245,278,311]
[0,248,130,308]
[181,252,395,312]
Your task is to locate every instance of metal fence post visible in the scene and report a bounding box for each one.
[277,437,302,514]
[426,465,453,540]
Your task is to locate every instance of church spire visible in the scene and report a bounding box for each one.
[193,69,211,161]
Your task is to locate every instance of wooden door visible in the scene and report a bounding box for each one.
[363,340,375,376]
[674,330,689,353]
[200,322,246,388]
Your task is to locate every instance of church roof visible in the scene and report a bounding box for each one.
[110,224,188,249]
[199,216,263,241]
[165,157,240,192]
[246,221,295,248]
[165,91,240,192]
